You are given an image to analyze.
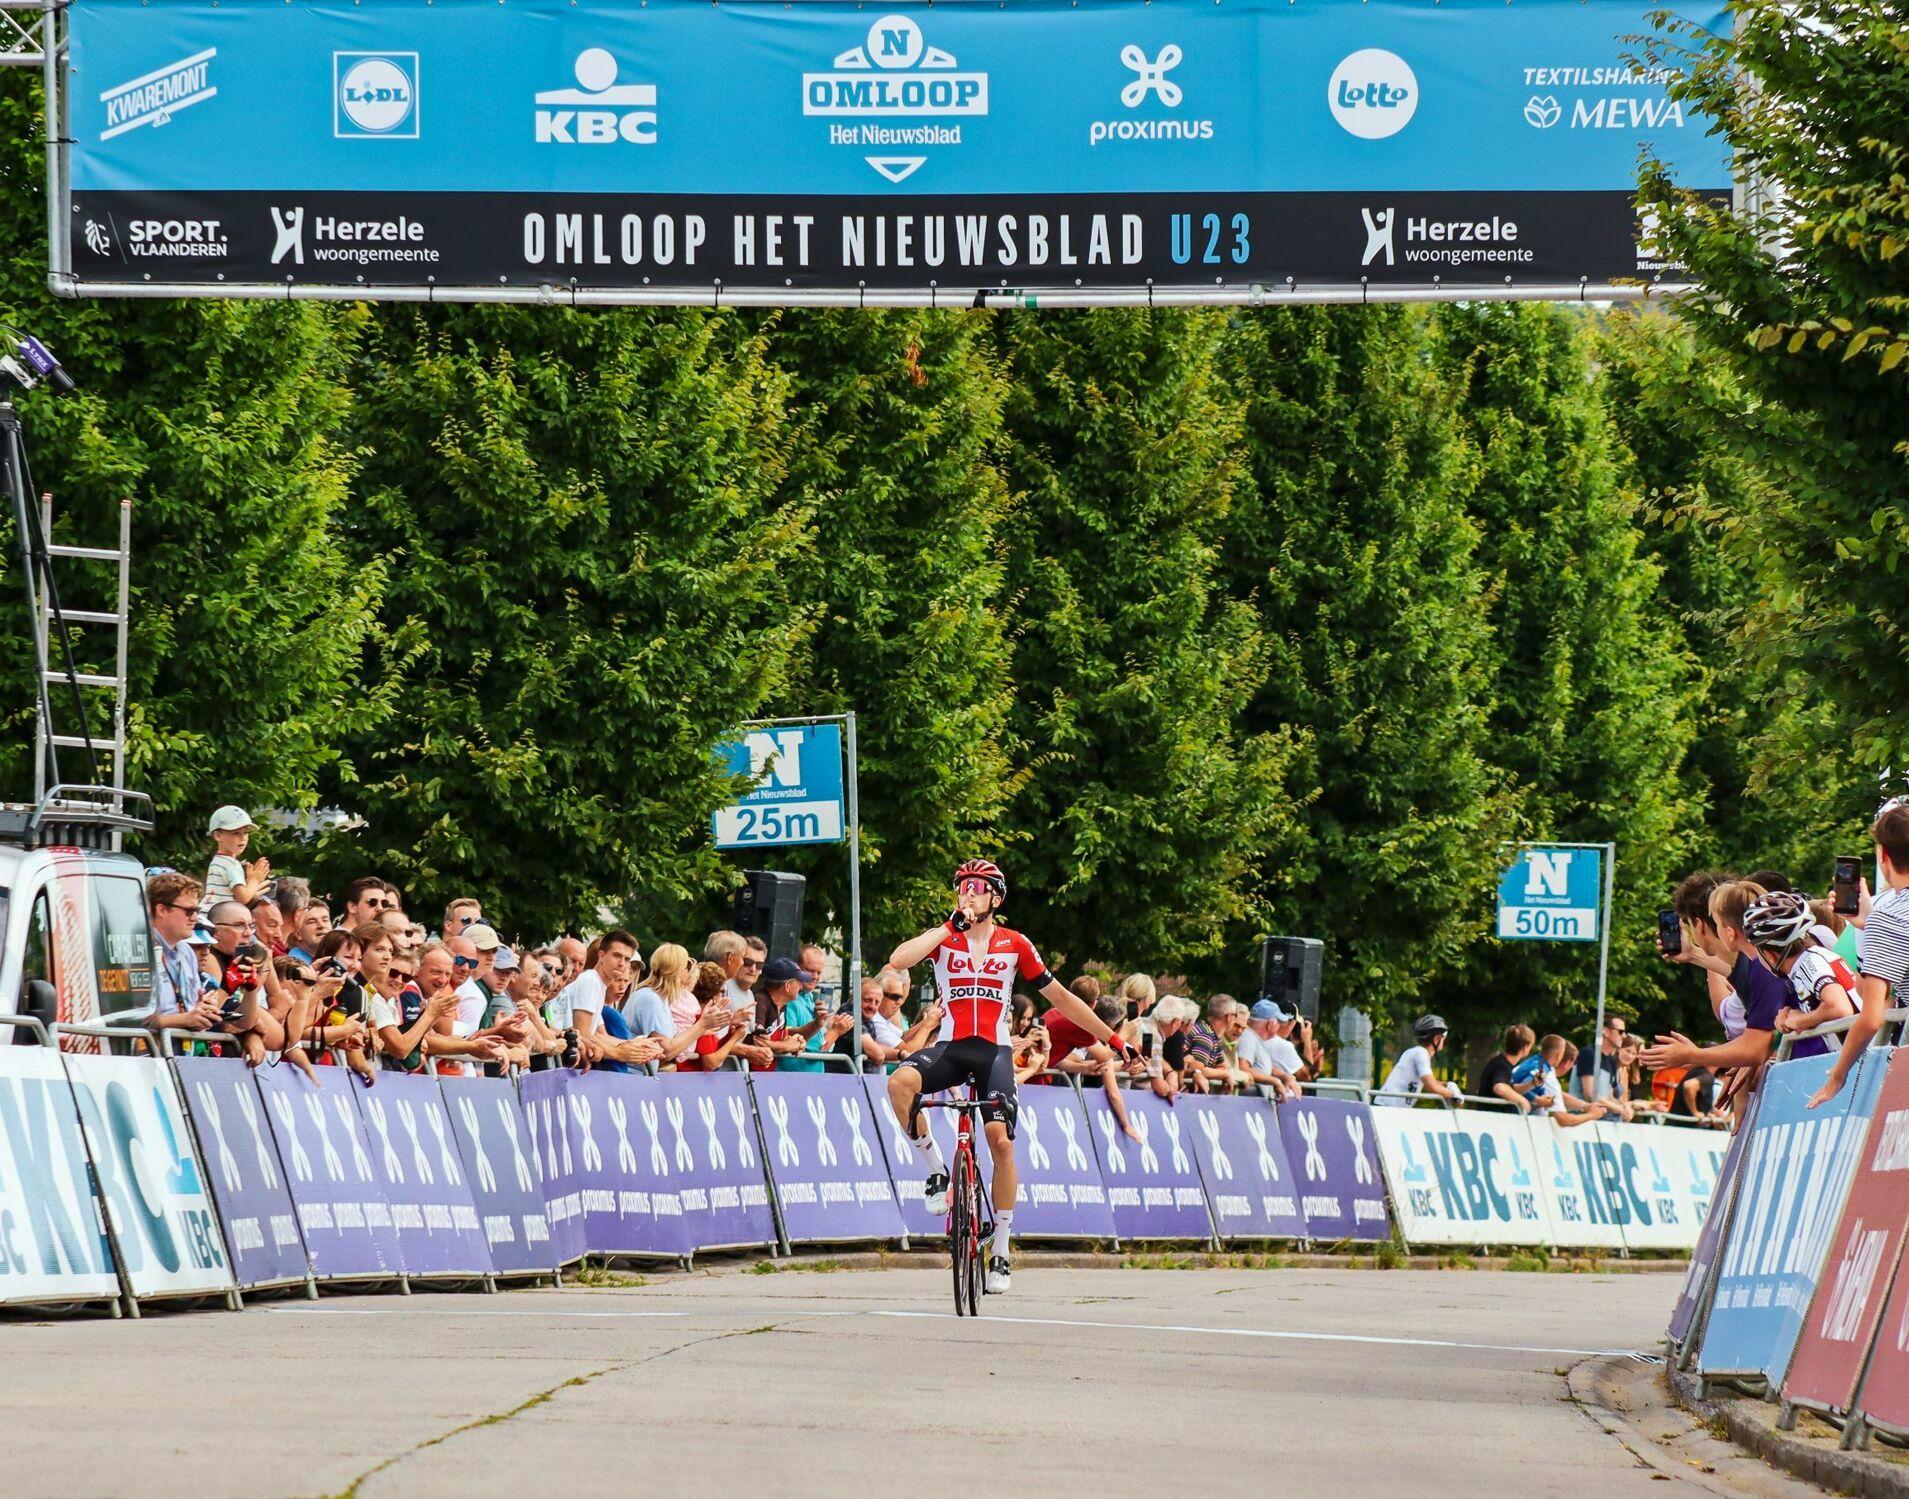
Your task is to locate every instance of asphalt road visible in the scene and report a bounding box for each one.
[0,1265,1816,1498]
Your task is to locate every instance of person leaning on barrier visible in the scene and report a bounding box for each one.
[1375,1015,1464,1107]
[1526,1035,1605,1128]
[625,943,733,1070]
[1147,996,1198,1098]
[1183,995,1240,1094]
[1235,1000,1302,1101]
[198,898,291,1071]
[287,900,332,965]
[1643,880,1783,1103]
[1813,800,1909,1110]
[145,871,225,1037]
[686,960,767,1071]
[500,947,563,1064]
[1117,972,1158,1053]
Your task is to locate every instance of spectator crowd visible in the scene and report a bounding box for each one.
[138,805,1331,1103]
[146,798,1909,1122]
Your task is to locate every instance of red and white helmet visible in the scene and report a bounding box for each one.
[952,858,1007,903]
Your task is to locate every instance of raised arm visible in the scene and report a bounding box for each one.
[889,924,950,973]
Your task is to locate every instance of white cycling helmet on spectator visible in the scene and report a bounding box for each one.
[1743,890,1814,954]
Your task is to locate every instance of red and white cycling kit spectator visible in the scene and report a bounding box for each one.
[931,926,1050,1044]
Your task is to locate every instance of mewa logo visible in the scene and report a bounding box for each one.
[802,15,989,117]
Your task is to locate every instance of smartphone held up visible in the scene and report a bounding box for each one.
[1834,855,1863,916]
[1657,908,1682,957]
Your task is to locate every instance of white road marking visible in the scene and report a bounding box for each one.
[870,1309,1637,1358]
[269,1307,694,1318]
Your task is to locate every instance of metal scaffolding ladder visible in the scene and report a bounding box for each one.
[31,492,132,846]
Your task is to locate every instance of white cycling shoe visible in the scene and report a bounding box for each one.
[923,1171,950,1216]
[985,1256,1011,1294]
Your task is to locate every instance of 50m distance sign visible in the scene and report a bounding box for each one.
[712,725,845,850]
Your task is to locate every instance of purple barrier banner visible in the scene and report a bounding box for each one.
[751,1071,904,1245]
[1080,1088,1212,1241]
[1281,1097,1391,1242]
[871,1077,1118,1241]
[354,1072,493,1278]
[517,1069,589,1265]
[658,1072,777,1253]
[1184,1095,1307,1242]
[174,1057,309,1289]
[255,1065,403,1280]
[1669,1089,1759,1347]
[439,1074,559,1276]
[524,1069,678,1258]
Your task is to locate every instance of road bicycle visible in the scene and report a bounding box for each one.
[919,1092,994,1316]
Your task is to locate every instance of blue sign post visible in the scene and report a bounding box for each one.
[712,714,864,1059]
[1497,841,1616,1095]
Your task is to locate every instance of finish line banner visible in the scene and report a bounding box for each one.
[63,0,1730,299]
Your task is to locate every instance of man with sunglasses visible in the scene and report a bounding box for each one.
[145,871,223,1034]
[887,858,1138,1295]
[1573,1014,1635,1120]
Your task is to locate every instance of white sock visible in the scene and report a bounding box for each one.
[911,1129,947,1176]
[991,1210,1013,1259]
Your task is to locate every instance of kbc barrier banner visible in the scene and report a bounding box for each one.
[1669,1089,1759,1347]
[1373,1106,1546,1246]
[1183,1095,1307,1242]
[173,1056,310,1290]
[1785,1048,1909,1417]
[1528,1121,1626,1250]
[63,0,1730,300]
[751,1071,905,1245]
[353,1071,494,1277]
[439,1074,560,1275]
[63,1053,236,1299]
[1699,1049,1892,1387]
[255,1064,406,1280]
[0,1048,120,1304]
[1282,1096,1390,1241]
[1081,1088,1213,1241]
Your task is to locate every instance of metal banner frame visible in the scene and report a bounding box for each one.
[35,0,1735,308]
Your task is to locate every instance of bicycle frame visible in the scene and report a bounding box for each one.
[919,1091,994,1315]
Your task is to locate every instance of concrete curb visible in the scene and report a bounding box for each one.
[1667,1365,1909,1498]
[621,1245,1688,1278]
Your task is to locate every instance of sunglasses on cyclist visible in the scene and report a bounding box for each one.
[956,878,994,898]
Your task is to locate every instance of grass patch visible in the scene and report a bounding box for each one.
[747,1257,851,1275]
[1505,1250,1551,1273]
[571,1265,648,1289]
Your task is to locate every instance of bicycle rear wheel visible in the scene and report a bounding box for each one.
[949,1146,976,1316]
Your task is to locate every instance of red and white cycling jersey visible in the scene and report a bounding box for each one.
[932,925,1050,1045]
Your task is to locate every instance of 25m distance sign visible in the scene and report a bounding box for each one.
[65,0,1731,295]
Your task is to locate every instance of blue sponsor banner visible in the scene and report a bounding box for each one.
[0,1049,120,1303]
[174,1056,310,1289]
[1081,1088,1212,1241]
[1700,1050,1892,1386]
[752,1071,904,1244]
[870,1076,1117,1241]
[255,1064,405,1280]
[659,1072,778,1252]
[353,1071,493,1277]
[65,0,1730,293]
[517,1069,590,1265]
[1669,1090,1759,1345]
[1184,1095,1307,1242]
[1282,1097,1391,1241]
[440,1074,559,1275]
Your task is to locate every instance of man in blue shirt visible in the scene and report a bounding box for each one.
[144,870,221,1036]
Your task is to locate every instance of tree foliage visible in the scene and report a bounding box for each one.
[1433,304,1698,1030]
[1220,306,1516,1035]
[993,309,1306,973]
[1638,0,1909,769]
[311,307,815,939]
[753,310,1020,958]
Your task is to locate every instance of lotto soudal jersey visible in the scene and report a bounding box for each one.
[932,925,1050,1044]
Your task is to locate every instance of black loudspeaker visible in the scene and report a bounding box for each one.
[1258,935,1324,1022]
[732,871,806,963]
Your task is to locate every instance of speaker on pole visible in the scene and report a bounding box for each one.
[732,870,806,963]
[1258,935,1324,1022]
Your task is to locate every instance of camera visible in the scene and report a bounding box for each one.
[560,1027,581,1068]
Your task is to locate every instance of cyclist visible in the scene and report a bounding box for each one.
[887,858,1139,1295]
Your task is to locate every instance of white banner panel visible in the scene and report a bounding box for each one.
[64,1053,236,1299]
[1371,1106,1549,1246]
[0,1049,121,1303]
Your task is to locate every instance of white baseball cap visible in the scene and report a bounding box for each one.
[207,805,255,834]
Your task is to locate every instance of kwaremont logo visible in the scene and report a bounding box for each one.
[1358,206,1532,268]
[1088,44,1214,146]
[1520,64,1686,130]
[802,15,988,184]
[99,47,216,141]
[535,48,657,144]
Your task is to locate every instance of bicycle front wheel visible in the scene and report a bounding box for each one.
[950,1147,977,1316]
